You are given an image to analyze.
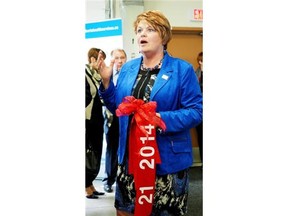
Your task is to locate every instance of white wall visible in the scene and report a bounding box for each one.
[85,0,203,60]
[86,0,203,27]
[144,0,202,28]
[120,4,144,60]
[86,0,106,23]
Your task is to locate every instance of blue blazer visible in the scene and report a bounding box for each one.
[99,51,203,175]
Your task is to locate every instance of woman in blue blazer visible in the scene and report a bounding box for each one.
[98,10,202,216]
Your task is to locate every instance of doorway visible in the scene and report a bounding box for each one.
[167,27,203,71]
[167,27,203,165]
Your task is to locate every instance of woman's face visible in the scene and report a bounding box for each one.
[136,20,163,54]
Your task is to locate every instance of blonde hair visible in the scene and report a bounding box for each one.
[133,10,172,50]
[110,48,127,58]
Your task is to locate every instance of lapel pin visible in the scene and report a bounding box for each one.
[161,74,168,80]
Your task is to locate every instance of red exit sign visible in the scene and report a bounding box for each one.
[193,9,203,21]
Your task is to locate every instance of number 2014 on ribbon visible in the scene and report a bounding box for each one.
[138,124,155,204]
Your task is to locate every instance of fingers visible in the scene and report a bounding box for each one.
[97,50,103,62]
[98,53,114,71]
[109,58,115,68]
[96,51,105,70]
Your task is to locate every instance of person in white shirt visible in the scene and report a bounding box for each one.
[103,48,127,193]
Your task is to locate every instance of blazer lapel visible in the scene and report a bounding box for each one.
[150,69,172,100]
[150,56,173,100]
[121,58,142,97]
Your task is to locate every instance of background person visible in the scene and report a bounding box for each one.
[195,51,203,164]
[85,47,106,199]
[103,48,127,193]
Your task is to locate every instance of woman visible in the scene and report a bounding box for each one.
[85,48,106,199]
[98,10,202,216]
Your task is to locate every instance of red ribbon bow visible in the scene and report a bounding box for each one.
[116,96,166,216]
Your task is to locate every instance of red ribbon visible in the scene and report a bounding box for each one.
[116,96,166,216]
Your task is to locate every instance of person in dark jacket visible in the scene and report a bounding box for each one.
[195,51,203,164]
[85,48,106,199]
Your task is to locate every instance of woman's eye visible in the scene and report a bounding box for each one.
[137,28,155,33]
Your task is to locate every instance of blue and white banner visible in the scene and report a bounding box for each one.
[85,18,123,63]
[85,19,122,39]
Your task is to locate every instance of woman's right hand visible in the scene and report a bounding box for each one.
[97,51,115,89]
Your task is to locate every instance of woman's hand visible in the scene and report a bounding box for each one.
[97,51,115,89]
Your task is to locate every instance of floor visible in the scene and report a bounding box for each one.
[86,179,116,216]
[86,138,117,216]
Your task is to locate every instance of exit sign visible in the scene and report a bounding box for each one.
[193,9,203,21]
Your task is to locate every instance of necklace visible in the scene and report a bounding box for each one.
[141,58,163,72]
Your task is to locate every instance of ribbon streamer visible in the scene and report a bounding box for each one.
[116,96,166,216]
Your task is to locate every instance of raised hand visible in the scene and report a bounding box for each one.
[97,51,115,89]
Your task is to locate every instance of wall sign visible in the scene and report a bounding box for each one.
[85,18,123,64]
[193,9,203,21]
[85,18,122,39]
